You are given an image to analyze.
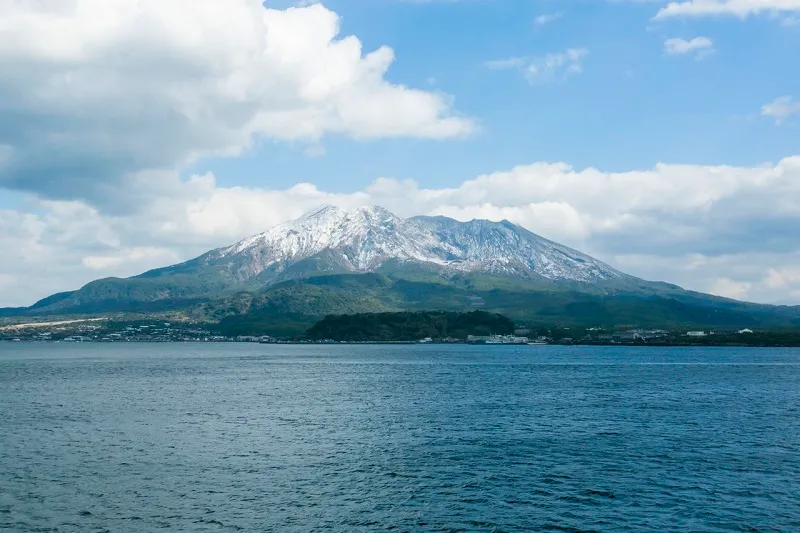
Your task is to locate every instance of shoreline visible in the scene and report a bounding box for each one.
[3,339,800,348]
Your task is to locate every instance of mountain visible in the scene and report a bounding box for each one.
[24,205,647,312]
[5,205,800,330]
[209,204,624,284]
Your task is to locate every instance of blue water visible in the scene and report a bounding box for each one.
[1,344,799,532]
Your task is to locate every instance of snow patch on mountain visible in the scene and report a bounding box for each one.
[213,205,622,283]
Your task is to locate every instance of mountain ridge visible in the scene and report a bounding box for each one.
[4,205,800,329]
[197,204,627,285]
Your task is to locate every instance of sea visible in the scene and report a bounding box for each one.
[1,343,798,532]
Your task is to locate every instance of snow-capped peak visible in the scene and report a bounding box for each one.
[213,205,622,284]
[300,204,392,221]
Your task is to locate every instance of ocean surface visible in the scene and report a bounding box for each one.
[1,343,798,532]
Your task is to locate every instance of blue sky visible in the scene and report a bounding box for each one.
[190,0,800,192]
[0,0,799,307]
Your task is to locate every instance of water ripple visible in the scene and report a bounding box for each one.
[1,343,799,531]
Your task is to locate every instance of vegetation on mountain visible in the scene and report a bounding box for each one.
[211,276,398,337]
[203,273,800,336]
[304,310,514,342]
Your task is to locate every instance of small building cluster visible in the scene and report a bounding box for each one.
[467,334,531,344]
[595,329,669,343]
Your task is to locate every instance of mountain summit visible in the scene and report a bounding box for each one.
[201,205,623,284]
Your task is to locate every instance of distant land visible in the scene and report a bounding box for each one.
[2,206,799,336]
[4,311,800,346]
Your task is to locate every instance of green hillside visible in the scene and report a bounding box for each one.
[207,273,800,336]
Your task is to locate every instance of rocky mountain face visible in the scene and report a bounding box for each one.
[184,205,625,285]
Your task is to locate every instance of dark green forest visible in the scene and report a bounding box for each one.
[303,311,515,342]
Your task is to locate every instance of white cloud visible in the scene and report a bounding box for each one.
[709,278,752,300]
[664,37,715,58]
[613,252,800,304]
[655,0,800,19]
[0,1,474,204]
[526,49,588,84]
[486,49,588,85]
[535,12,563,26]
[82,247,180,271]
[4,156,800,306]
[764,267,800,289]
[762,96,800,123]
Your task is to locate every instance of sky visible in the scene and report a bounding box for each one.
[0,0,799,307]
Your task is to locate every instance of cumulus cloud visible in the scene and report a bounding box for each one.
[709,278,752,300]
[485,49,588,85]
[3,157,800,306]
[0,0,473,206]
[764,267,800,289]
[664,37,715,58]
[82,247,180,271]
[613,252,800,304]
[655,0,800,19]
[762,96,800,123]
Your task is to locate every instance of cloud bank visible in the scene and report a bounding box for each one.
[0,0,474,207]
[655,0,800,19]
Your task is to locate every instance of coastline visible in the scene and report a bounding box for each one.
[3,339,800,347]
